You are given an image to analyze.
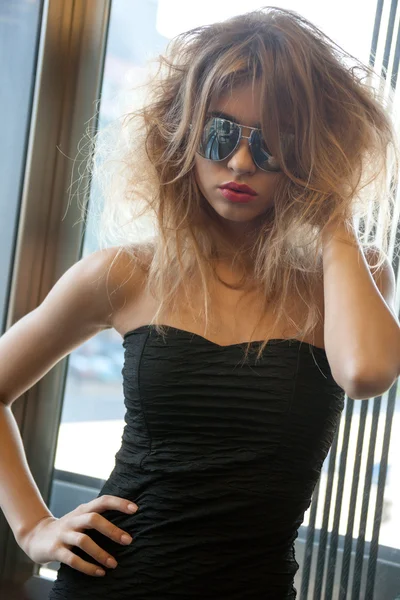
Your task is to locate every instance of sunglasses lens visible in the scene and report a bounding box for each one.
[251,130,281,172]
[199,117,240,161]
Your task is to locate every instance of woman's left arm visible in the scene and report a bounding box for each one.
[322,221,400,400]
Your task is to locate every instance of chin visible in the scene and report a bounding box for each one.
[218,212,261,223]
[209,199,272,223]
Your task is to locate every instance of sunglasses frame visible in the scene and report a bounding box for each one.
[190,116,282,173]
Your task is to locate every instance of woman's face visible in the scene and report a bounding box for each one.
[194,80,283,228]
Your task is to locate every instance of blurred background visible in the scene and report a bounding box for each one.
[1,1,400,598]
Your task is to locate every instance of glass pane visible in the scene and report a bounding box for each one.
[51,0,168,484]
[0,0,43,325]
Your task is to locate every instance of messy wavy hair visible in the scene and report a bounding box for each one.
[86,6,399,361]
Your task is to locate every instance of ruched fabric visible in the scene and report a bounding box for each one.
[49,324,345,599]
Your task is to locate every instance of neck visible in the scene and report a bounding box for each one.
[209,215,272,266]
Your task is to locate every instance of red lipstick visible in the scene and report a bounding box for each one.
[219,181,258,203]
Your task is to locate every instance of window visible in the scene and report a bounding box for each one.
[50,3,400,598]
[2,2,398,598]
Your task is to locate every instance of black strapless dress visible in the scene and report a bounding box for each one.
[48,324,345,599]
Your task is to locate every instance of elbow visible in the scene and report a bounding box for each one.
[342,367,399,400]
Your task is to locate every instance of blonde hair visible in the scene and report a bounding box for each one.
[84,6,399,361]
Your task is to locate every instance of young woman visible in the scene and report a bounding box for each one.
[1,7,400,600]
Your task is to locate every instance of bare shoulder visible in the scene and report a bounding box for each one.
[103,240,153,301]
[0,243,152,406]
[40,244,148,331]
[77,242,153,326]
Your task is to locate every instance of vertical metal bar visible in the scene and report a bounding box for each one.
[390,204,400,282]
[300,478,321,599]
[313,432,340,600]
[324,398,354,600]
[365,382,398,598]
[351,396,382,600]
[369,0,385,67]
[381,0,398,82]
[339,400,369,599]
[390,17,400,89]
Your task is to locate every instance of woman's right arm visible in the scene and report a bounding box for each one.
[0,246,139,576]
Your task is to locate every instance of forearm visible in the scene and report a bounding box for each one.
[322,224,400,397]
[0,402,53,545]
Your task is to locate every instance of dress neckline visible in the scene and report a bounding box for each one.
[123,323,326,354]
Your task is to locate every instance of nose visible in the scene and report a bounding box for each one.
[226,134,257,176]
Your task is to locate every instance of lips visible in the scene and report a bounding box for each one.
[219,186,258,204]
[219,182,257,195]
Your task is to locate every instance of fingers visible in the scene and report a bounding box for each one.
[56,545,108,577]
[61,529,119,574]
[71,511,133,546]
[79,495,138,516]
[56,495,138,577]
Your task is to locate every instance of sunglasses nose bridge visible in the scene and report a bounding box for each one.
[238,122,255,141]
[226,133,258,174]
[238,129,258,153]
[234,130,260,166]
